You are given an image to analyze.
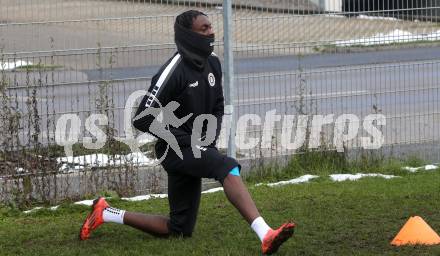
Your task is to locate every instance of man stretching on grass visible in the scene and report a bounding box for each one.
[79,10,295,254]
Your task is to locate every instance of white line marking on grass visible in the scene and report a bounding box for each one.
[330,173,399,182]
[121,194,168,201]
[402,164,438,173]
[74,200,96,206]
[425,165,439,170]
[23,207,43,214]
[201,187,224,194]
[402,166,419,172]
[256,174,319,187]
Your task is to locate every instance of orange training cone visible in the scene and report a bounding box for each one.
[391,216,440,246]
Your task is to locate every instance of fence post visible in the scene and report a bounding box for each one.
[223,0,236,158]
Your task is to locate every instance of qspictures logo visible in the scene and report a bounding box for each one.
[55,90,386,166]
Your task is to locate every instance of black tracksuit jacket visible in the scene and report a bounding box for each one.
[133,52,224,148]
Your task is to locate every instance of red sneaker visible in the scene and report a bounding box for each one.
[261,222,295,255]
[79,197,109,240]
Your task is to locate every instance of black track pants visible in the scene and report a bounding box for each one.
[156,142,240,237]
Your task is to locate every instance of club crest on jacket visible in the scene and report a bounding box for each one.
[208,73,215,87]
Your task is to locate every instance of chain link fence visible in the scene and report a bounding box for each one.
[1,0,439,204]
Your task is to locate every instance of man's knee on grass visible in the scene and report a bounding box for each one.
[168,225,195,238]
[168,213,196,238]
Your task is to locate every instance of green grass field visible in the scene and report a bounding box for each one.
[1,168,440,255]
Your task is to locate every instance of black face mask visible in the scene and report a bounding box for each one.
[174,22,215,70]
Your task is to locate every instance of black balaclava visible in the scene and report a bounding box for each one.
[174,22,215,70]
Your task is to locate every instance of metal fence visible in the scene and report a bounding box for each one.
[1,0,439,204]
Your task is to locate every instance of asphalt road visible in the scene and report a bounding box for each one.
[84,46,440,80]
[6,47,440,148]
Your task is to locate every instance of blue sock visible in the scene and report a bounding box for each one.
[229,166,240,176]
